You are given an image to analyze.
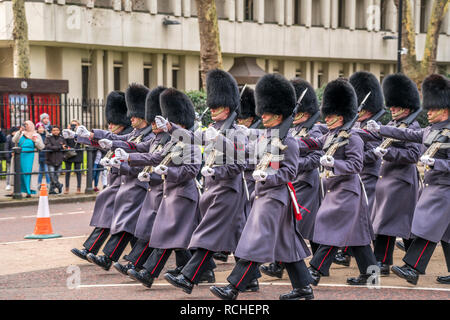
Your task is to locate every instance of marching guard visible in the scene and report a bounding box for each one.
[369,73,423,276]
[367,74,450,285]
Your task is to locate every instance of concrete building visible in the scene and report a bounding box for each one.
[0,0,449,99]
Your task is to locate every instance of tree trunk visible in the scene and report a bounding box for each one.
[195,0,223,90]
[12,0,31,78]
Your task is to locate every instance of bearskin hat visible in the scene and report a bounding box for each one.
[321,78,358,123]
[105,91,130,127]
[237,87,257,119]
[290,77,319,115]
[422,74,450,110]
[255,73,296,118]
[160,88,196,129]
[125,83,150,119]
[382,73,421,111]
[349,71,384,114]
[145,86,167,123]
[206,69,240,112]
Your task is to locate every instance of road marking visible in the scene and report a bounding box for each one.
[1,211,88,220]
[78,282,450,292]
[0,217,15,221]
[0,235,87,245]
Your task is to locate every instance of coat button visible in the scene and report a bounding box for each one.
[121,182,124,185]
[327,190,330,193]
[205,188,208,191]
[164,195,167,198]
[255,196,259,199]
[425,184,429,187]
[148,188,151,192]
[379,176,382,179]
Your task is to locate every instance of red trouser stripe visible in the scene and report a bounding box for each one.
[191,251,209,281]
[135,242,150,266]
[89,229,105,252]
[382,237,390,263]
[236,262,253,288]
[151,249,167,274]
[344,246,348,253]
[414,241,429,269]
[317,246,334,271]
[109,233,126,258]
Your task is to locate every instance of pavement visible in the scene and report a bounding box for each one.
[0,201,449,301]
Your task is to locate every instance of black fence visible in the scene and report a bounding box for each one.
[0,147,102,199]
[0,96,106,132]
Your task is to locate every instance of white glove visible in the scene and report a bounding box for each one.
[252,170,268,182]
[62,129,76,139]
[138,171,151,182]
[155,116,169,132]
[420,155,435,167]
[201,166,215,177]
[374,147,388,158]
[320,155,335,168]
[99,139,113,150]
[99,157,111,167]
[110,157,122,169]
[366,120,380,132]
[76,125,91,138]
[154,164,168,176]
[114,148,129,161]
[205,126,219,142]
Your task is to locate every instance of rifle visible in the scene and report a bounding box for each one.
[420,123,450,170]
[379,107,423,149]
[139,132,172,176]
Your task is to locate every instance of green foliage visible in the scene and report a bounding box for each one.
[315,85,326,106]
[379,109,429,127]
[185,90,212,127]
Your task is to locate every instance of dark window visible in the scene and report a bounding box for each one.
[82,65,89,102]
[144,68,151,88]
[172,69,178,88]
[244,0,254,21]
[114,67,121,91]
[380,0,387,31]
[338,0,346,28]
[420,0,427,33]
[294,0,301,25]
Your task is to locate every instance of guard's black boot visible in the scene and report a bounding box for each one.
[212,252,229,262]
[391,264,419,285]
[346,274,372,286]
[260,262,284,279]
[333,251,351,267]
[436,275,450,284]
[396,240,406,252]
[86,253,112,271]
[210,284,239,300]
[166,266,183,276]
[199,269,215,283]
[113,262,137,276]
[127,269,154,288]
[377,261,390,276]
[164,273,194,294]
[71,248,89,261]
[244,279,259,292]
[308,266,321,286]
[279,285,314,300]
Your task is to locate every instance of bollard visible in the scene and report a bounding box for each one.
[85,146,94,194]
[12,147,22,199]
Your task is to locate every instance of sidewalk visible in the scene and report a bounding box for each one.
[0,172,100,208]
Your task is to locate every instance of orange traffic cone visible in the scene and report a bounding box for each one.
[24,184,62,239]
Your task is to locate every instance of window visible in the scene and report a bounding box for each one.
[172,68,179,88]
[311,0,322,27]
[81,64,90,103]
[338,0,346,28]
[420,0,428,33]
[293,0,302,26]
[380,0,387,31]
[355,0,365,30]
[143,66,151,88]
[114,66,121,91]
[244,0,254,21]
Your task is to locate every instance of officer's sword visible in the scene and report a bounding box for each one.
[238,84,250,201]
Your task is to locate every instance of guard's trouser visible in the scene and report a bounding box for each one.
[310,245,377,276]
[374,235,412,265]
[228,259,312,292]
[82,227,110,255]
[403,237,438,274]
[181,248,220,284]
[442,241,450,273]
[123,239,154,270]
[102,231,135,262]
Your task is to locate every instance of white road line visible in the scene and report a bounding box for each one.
[0,235,87,245]
[0,217,16,221]
[78,282,450,292]
[1,211,87,220]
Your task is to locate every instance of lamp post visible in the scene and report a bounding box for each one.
[397,0,403,73]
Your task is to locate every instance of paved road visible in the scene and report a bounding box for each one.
[1,201,449,301]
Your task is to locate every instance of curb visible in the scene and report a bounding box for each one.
[0,194,97,208]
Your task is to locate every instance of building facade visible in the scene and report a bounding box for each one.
[0,0,449,100]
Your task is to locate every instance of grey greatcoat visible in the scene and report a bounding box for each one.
[76,126,133,229]
[355,121,383,212]
[298,128,375,247]
[187,121,248,253]
[235,128,311,263]
[93,127,154,235]
[379,119,450,243]
[290,123,326,241]
[128,129,202,249]
[370,121,423,239]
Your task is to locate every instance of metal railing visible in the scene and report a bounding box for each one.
[0,147,101,199]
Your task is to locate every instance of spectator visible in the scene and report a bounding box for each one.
[3,127,19,191]
[64,120,83,194]
[38,113,51,132]
[12,121,45,197]
[44,125,66,194]
[0,129,5,143]
[0,129,6,184]
[92,149,107,192]
[36,123,51,189]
